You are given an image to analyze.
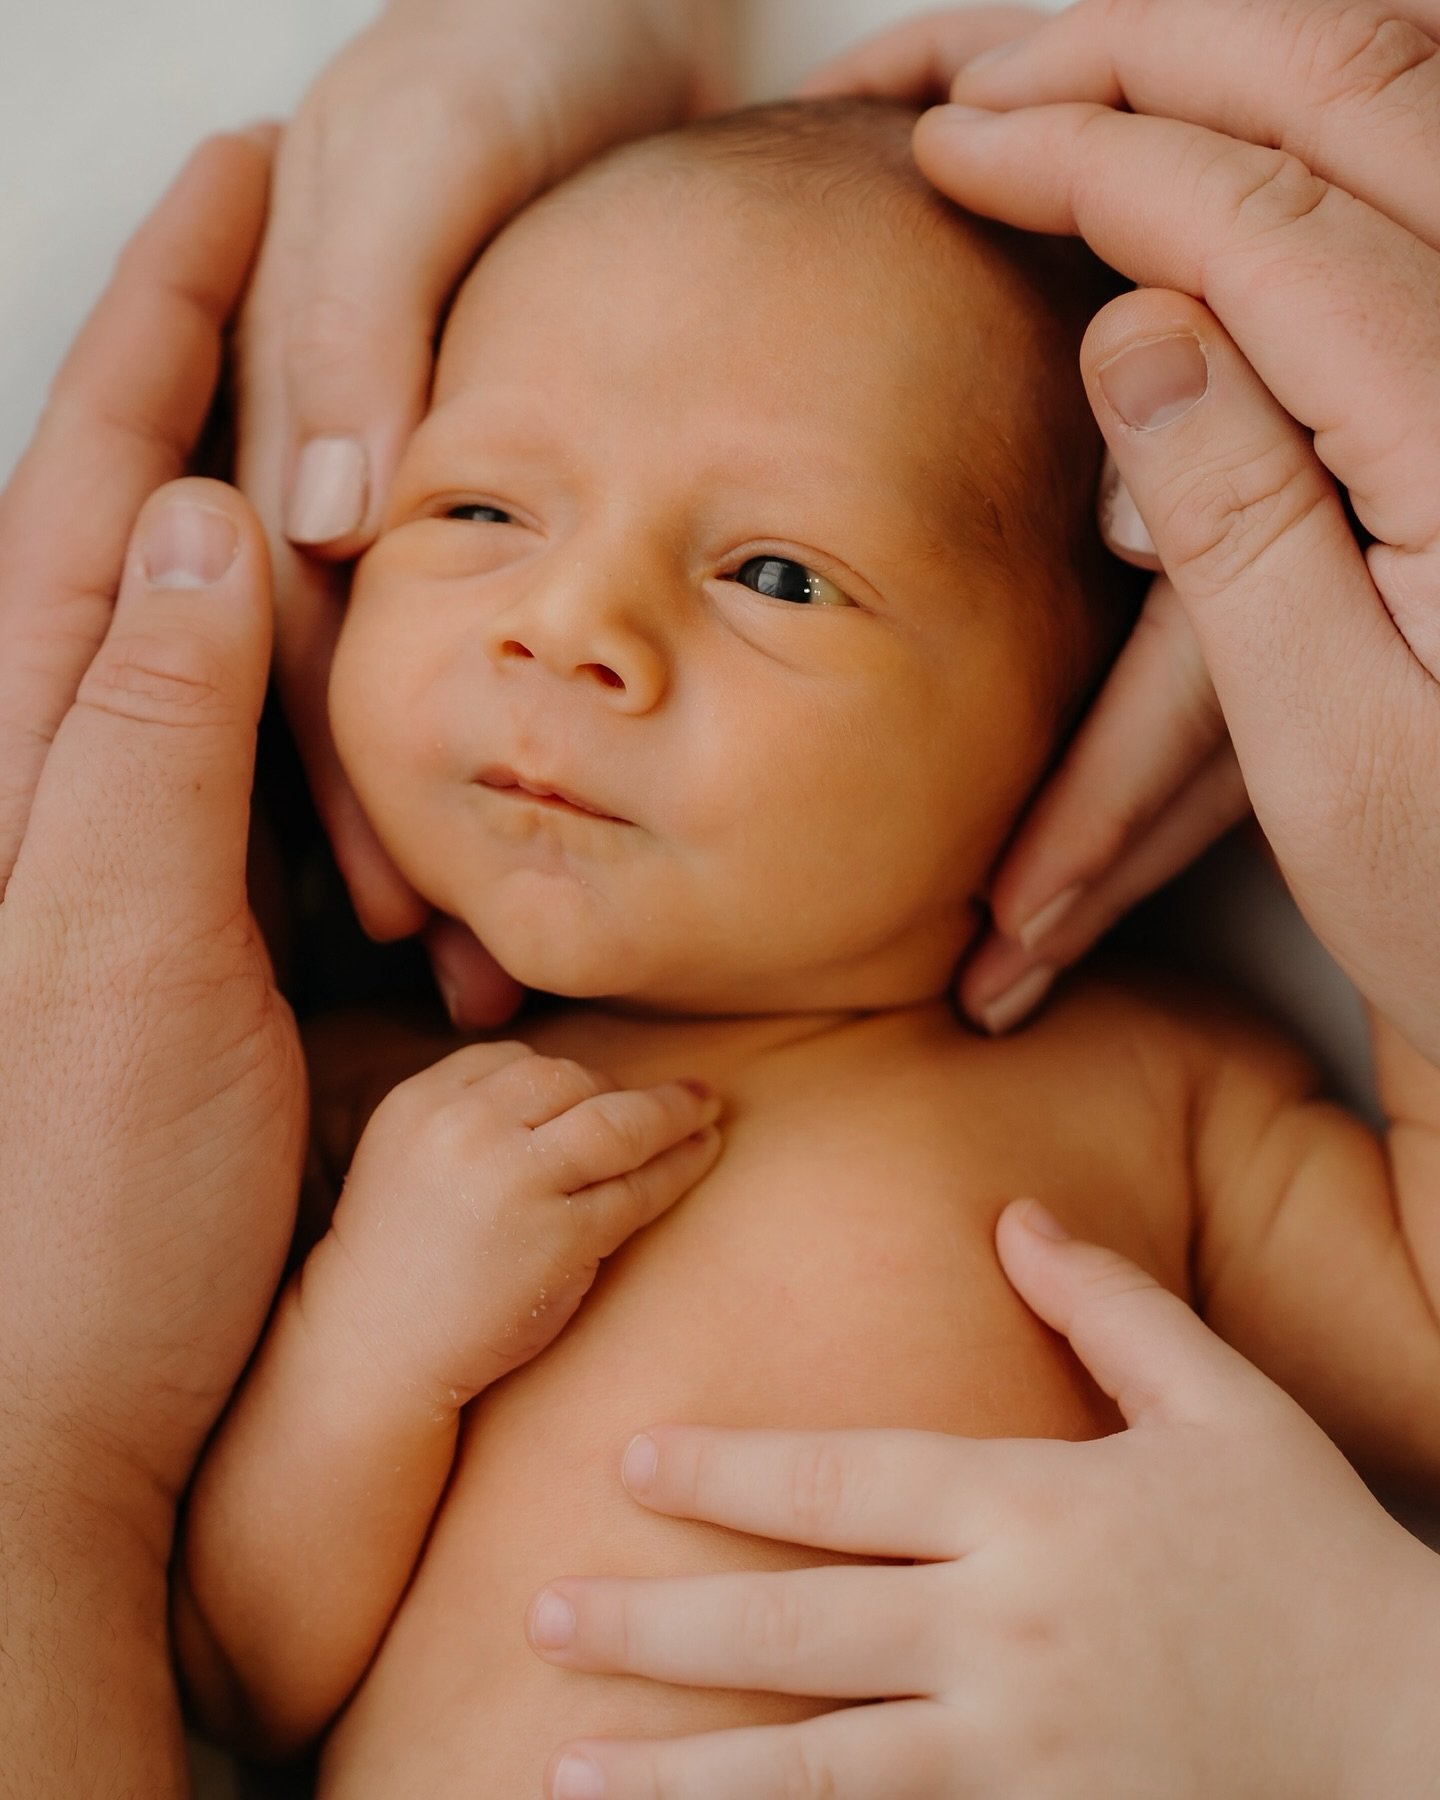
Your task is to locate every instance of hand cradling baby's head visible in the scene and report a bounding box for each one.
[329,99,1131,1014]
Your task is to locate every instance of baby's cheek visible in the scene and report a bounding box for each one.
[328,586,438,843]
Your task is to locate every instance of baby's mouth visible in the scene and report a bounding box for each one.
[475,765,630,825]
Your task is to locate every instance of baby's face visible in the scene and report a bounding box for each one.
[331,164,1061,1012]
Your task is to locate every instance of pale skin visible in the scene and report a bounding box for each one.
[175,137,1440,1798]
[521,5,1440,1795]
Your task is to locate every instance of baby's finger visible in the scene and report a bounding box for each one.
[531,1563,947,1698]
[532,1081,722,1193]
[798,7,1045,104]
[567,1126,723,1257]
[547,1702,953,1800]
[951,0,1440,249]
[615,1425,973,1561]
[963,746,1249,1033]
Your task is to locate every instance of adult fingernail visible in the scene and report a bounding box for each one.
[928,102,999,128]
[1099,456,1160,565]
[286,435,368,543]
[1017,885,1084,953]
[979,965,1055,1035]
[142,501,240,588]
[1019,1199,1071,1242]
[1097,334,1209,432]
[965,39,1022,73]
[622,1432,658,1495]
[529,1589,576,1651]
[552,1754,606,1800]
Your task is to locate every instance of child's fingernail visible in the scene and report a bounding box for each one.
[1017,885,1084,953]
[1019,1199,1071,1243]
[552,1754,607,1800]
[142,500,240,589]
[286,435,369,543]
[979,966,1055,1036]
[1097,333,1209,433]
[529,1589,576,1651]
[622,1432,658,1495]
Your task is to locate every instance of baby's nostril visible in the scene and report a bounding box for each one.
[500,640,534,661]
[584,663,624,690]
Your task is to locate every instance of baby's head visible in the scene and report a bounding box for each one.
[330,100,1127,1014]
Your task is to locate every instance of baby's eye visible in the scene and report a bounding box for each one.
[730,556,849,607]
[444,502,513,525]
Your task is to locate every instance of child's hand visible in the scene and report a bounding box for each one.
[307,1042,722,1406]
[529,1201,1440,1798]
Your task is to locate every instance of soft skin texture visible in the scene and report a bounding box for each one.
[816,1,1440,1052]
[237,0,736,1024]
[0,133,306,1794]
[514,7,1440,1794]
[179,114,1440,1799]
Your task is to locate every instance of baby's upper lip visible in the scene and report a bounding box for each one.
[475,764,630,824]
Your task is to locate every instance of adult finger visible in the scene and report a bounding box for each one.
[423,913,525,1030]
[0,131,269,890]
[798,6,1045,104]
[10,479,272,938]
[547,1702,953,1800]
[531,1563,945,1699]
[963,746,1249,1033]
[912,101,1440,567]
[995,1200,1279,1429]
[1077,287,1440,1053]
[611,1426,972,1560]
[987,576,1224,951]
[952,0,1440,247]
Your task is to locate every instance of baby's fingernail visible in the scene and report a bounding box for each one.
[979,965,1055,1036]
[529,1589,576,1651]
[286,435,368,543]
[622,1432,658,1495]
[552,1754,607,1800]
[1018,1199,1071,1243]
[1017,885,1084,953]
[1097,333,1209,433]
[142,500,240,589]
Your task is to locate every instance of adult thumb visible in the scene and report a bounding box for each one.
[995,1198,1279,1430]
[15,477,272,939]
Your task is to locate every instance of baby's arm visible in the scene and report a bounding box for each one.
[172,1040,720,1758]
[1190,1001,1440,1487]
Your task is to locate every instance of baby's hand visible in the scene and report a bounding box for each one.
[305,1043,722,1407]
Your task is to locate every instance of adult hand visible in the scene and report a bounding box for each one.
[0,133,306,1786]
[529,1201,1440,1798]
[812,1,1440,1059]
[238,0,733,1027]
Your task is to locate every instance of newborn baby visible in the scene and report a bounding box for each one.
[174,100,1440,1793]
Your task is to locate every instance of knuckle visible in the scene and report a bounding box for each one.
[788,1440,851,1539]
[578,1093,653,1170]
[1220,144,1330,242]
[283,287,380,386]
[76,632,232,732]
[740,1586,808,1663]
[1298,6,1437,111]
[776,1740,838,1800]
[1156,447,1326,596]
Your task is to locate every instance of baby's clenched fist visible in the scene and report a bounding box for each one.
[303,1042,722,1409]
